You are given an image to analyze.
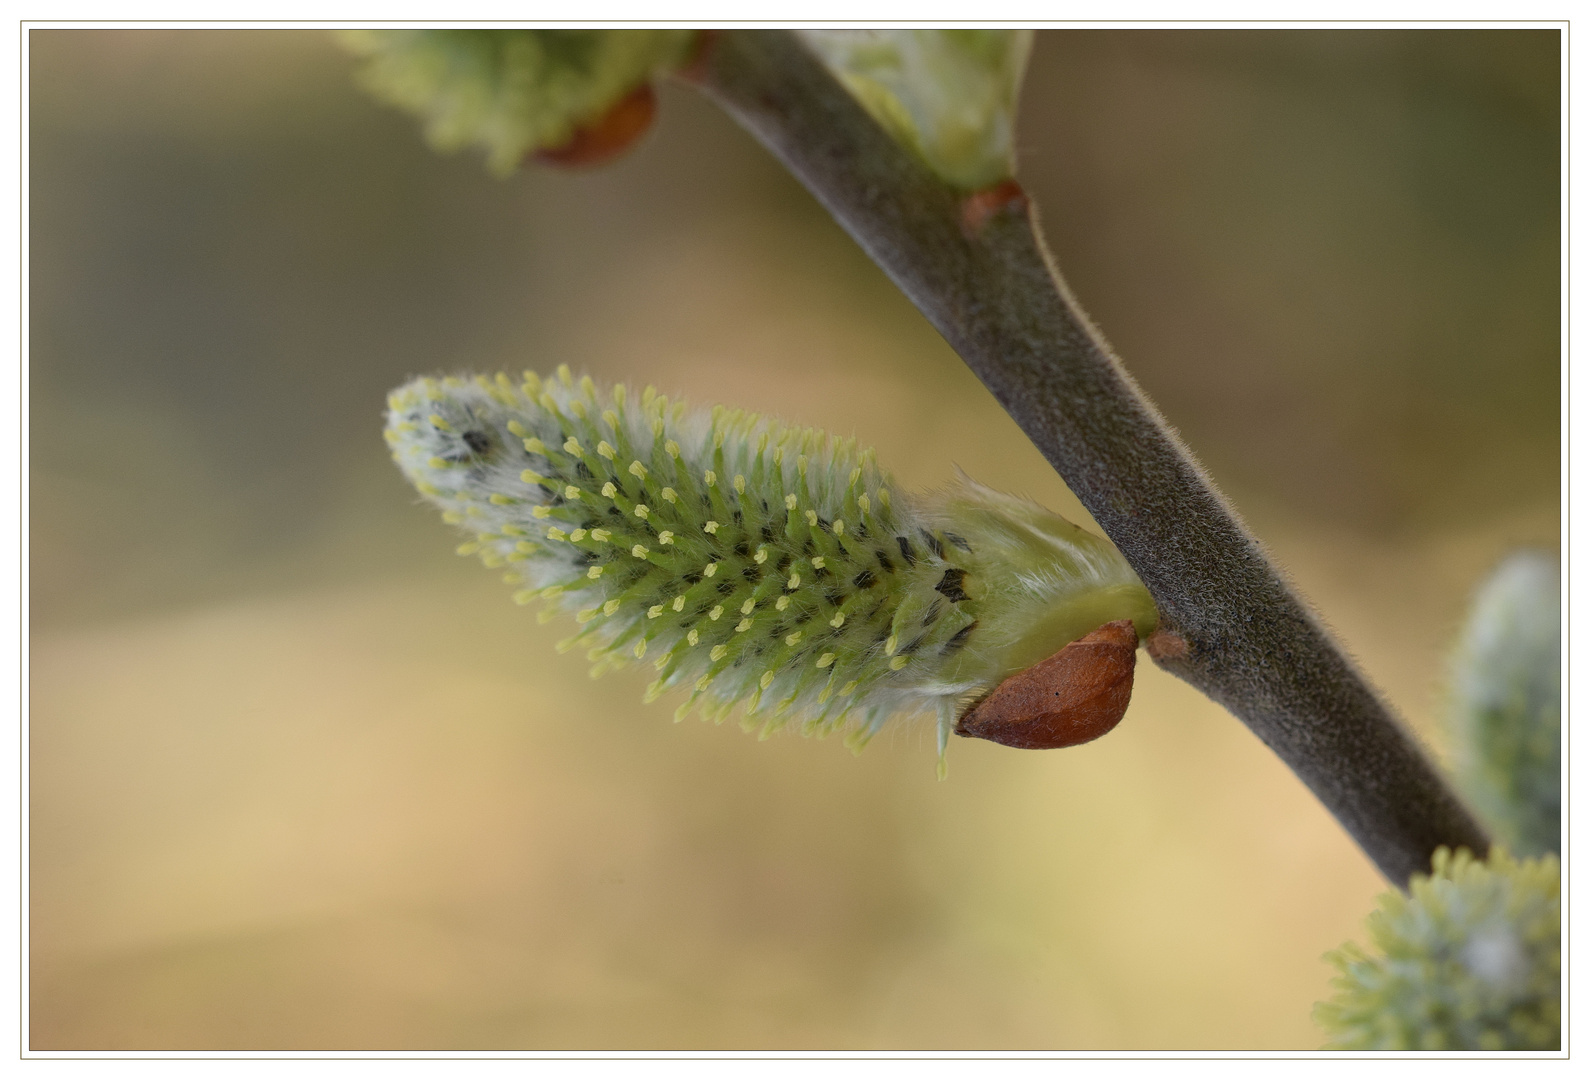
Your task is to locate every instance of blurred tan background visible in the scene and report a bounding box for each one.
[27,29,1559,1050]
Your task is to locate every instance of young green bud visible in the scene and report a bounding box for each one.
[797,29,1033,191]
[1446,551,1561,856]
[385,370,1157,769]
[1315,848,1560,1051]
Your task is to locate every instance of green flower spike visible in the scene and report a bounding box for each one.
[1447,551,1561,856]
[797,29,1034,190]
[1315,848,1560,1051]
[340,29,697,175]
[385,370,1156,773]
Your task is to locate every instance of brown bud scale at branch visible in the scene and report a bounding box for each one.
[956,619,1138,749]
[960,179,1028,238]
[535,83,657,169]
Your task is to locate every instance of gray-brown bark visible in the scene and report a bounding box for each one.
[687,28,1490,885]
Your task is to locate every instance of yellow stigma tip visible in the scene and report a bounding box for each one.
[704,521,719,534]
[629,461,647,479]
[521,470,544,484]
[754,547,768,564]
[632,545,649,558]
[546,527,567,541]
[563,485,580,500]
[788,573,801,589]
[811,557,825,569]
[658,531,674,545]
[704,470,716,487]
[704,563,718,578]
[665,440,681,458]
[507,420,527,437]
[687,629,700,645]
[775,596,790,611]
[590,528,611,542]
[597,441,615,460]
[532,506,552,518]
[760,671,775,689]
[563,438,583,456]
[428,414,452,432]
[662,487,678,503]
[601,482,617,498]
[512,590,537,605]
[524,437,546,454]
[736,619,752,633]
[672,596,685,611]
[709,605,724,621]
[816,652,836,668]
[489,494,513,505]
[733,475,746,494]
[805,510,818,527]
[785,494,797,510]
[427,457,449,469]
[785,631,802,646]
[889,656,908,670]
[587,565,603,579]
[710,645,727,661]
[830,613,845,628]
[740,599,756,615]
[634,505,650,519]
[884,634,898,656]
[604,600,621,616]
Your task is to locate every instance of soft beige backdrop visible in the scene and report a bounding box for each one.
[28,29,1559,1050]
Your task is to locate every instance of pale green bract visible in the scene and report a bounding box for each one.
[1314,848,1560,1051]
[1446,551,1561,856]
[385,369,1156,772]
[339,29,695,175]
[797,29,1033,190]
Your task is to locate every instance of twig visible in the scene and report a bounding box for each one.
[687,28,1489,885]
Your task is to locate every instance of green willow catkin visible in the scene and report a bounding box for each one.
[1314,848,1560,1050]
[385,368,1157,772]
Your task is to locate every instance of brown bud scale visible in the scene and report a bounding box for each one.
[954,619,1138,750]
[535,83,657,169]
[960,179,1028,238]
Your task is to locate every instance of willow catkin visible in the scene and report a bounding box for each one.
[385,367,1157,772]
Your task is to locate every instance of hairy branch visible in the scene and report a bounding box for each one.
[687,28,1489,885]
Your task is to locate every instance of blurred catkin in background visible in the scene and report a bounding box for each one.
[29,29,1557,1050]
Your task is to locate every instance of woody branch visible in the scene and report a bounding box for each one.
[684,28,1489,886]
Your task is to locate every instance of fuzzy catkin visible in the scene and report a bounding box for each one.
[385,368,1157,766]
[1314,848,1560,1051]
